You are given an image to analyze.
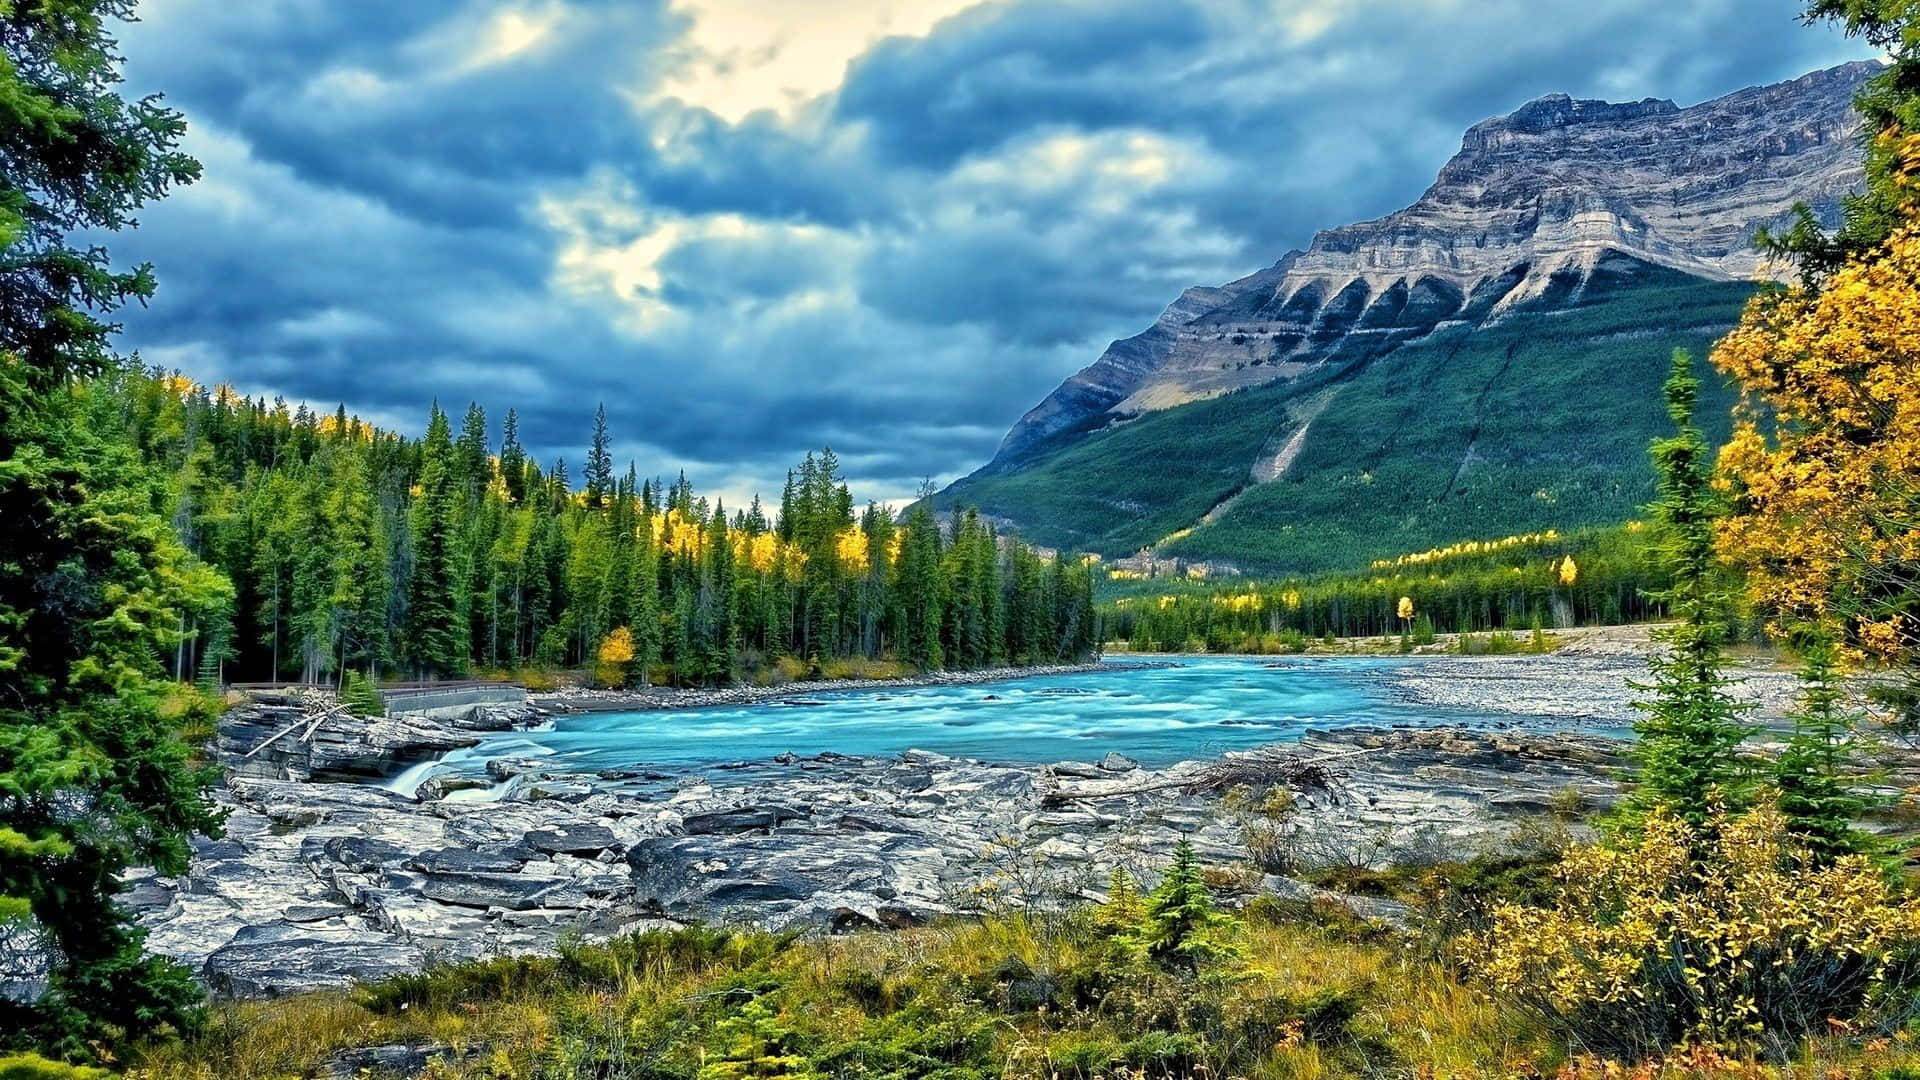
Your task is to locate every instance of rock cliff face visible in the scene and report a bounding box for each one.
[984,61,1875,467]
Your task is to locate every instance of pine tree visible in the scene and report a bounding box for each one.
[405,405,464,677]
[1623,352,1755,830]
[455,402,488,498]
[584,403,614,509]
[697,999,816,1080]
[1773,631,1883,863]
[340,669,386,718]
[1763,3,1920,281]
[895,496,945,670]
[1132,839,1241,973]
[0,0,228,1059]
[499,408,527,504]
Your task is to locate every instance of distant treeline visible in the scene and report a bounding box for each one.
[1099,525,1668,651]
[83,367,1099,686]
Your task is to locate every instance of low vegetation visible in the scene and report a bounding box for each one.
[118,809,1920,1080]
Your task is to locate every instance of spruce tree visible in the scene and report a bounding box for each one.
[1773,630,1883,863]
[499,408,527,504]
[405,406,463,677]
[584,403,614,509]
[0,0,229,1059]
[1623,351,1756,829]
[1133,840,1241,973]
[1766,3,1920,281]
[454,402,488,498]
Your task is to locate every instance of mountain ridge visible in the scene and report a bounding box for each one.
[976,60,1875,473]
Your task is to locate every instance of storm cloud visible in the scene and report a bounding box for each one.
[109,0,1870,505]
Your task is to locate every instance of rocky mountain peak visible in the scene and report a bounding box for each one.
[1465,93,1678,144]
[977,61,1878,468]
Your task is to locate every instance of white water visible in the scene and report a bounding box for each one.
[385,655,1594,795]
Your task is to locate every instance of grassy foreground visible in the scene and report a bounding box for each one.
[125,896,1920,1080]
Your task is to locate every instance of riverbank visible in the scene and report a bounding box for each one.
[531,659,1167,714]
[1111,624,1803,725]
[138,723,1635,997]
[140,632,1823,999]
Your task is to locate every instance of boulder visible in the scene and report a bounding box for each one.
[204,922,425,997]
[416,775,493,801]
[408,848,527,874]
[681,804,808,835]
[418,870,569,911]
[321,835,408,872]
[524,823,619,856]
[627,833,896,916]
[324,1043,452,1080]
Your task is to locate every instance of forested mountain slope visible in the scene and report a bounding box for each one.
[939,63,1873,574]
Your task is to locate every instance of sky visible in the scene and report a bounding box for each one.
[109,0,1872,508]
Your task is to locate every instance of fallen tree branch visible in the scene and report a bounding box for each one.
[1040,744,1386,807]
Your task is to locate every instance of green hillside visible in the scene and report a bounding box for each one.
[941,262,1753,575]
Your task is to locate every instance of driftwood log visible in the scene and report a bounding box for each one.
[1039,744,1386,808]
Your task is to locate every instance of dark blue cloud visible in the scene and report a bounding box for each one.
[107,0,1871,504]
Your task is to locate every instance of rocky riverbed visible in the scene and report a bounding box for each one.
[138,683,1634,996]
[1377,625,1803,725]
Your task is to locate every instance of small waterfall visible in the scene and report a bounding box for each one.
[378,758,441,798]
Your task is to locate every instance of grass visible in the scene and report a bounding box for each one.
[124,877,1920,1080]
[126,918,1531,1080]
[943,265,1753,575]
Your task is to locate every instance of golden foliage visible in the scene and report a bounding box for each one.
[1464,804,1920,1056]
[1398,595,1416,621]
[1558,555,1578,587]
[740,531,781,574]
[1713,219,1920,662]
[835,526,869,574]
[1372,530,1562,570]
[596,626,635,666]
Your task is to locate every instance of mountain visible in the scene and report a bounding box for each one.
[940,61,1875,575]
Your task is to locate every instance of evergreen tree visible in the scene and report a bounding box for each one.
[1773,630,1883,863]
[405,406,463,677]
[499,408,527,504]
[0,0,228,1059]
[1765,2,1920,281]
[1132,840,1241,973]
[454,402,488,498]
[340,669,386,718]
[895,496,945,670]
[584,403,614,508]
[1623,352,1756,829]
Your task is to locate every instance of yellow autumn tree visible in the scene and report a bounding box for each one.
[1713,216,1920,717]
[1558,555,1578,587]
[595,626,636,687]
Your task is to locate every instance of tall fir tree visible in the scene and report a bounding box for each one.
[0,0,230,1060]
[1773,630,1883,863]
[499,408,527,504]
[1623,351,1755,830]
[405,405,464,677]
[584,403,614,509]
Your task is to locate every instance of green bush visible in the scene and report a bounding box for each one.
[0,1055,109,1080]
[340,669,385,717]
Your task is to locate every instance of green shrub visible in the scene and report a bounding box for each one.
[0,1055,109,1080]
[340,669,385,717]
[698,999,815,1080]
[355,954,558,1015]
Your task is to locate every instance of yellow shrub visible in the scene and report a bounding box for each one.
[1463,804,1920,1061]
